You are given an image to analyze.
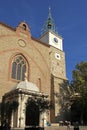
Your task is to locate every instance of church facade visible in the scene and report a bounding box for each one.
[0,8,69,128]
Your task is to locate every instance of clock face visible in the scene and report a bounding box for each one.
[54,37,58,44]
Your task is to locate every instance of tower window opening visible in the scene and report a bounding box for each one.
[48,23,52,29]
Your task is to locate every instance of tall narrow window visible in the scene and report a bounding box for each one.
[11,55,28,81]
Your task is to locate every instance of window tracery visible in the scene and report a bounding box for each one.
[11,55,28,81]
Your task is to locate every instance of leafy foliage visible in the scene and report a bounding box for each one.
[26,96,53,113]
[1,100,19,122]
[70,61,87,124]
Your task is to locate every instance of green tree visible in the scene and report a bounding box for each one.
[26,96,53,113]
[0,100,19,125]
[70,61,87,124]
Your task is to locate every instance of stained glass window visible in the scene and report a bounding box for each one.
[11,55,28,81]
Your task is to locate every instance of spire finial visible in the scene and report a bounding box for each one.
[41,7,58,35]
[48,6,51,18]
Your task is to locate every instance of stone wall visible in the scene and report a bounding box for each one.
[0,22,51,101]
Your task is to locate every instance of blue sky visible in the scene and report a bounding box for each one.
[0,0,87,81]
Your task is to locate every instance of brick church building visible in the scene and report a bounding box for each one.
[0,8,69,128]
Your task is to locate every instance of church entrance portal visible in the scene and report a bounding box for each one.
[26,101,39,126]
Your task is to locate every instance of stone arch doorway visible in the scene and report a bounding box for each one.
[26,100,39,126]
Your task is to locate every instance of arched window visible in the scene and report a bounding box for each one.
[11,55,28,81]
[22,24,26,30]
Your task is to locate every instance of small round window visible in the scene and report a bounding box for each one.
[55,53,60,60]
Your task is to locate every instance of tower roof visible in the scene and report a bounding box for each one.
[41,7,58,35]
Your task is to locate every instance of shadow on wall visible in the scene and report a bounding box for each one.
[54,79,71,123]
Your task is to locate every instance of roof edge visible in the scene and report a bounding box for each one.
[0,21,16,31]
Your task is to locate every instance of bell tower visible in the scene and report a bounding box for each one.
[39,7,68,123]
[40,7,66,79]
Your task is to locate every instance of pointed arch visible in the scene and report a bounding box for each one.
[11,54,29,81]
